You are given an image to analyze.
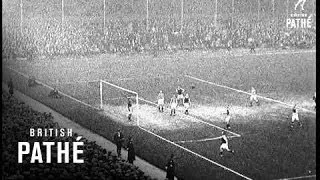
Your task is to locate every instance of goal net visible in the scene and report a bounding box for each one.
[99,80,139,121]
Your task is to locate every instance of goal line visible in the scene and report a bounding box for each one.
[99,79,139,110]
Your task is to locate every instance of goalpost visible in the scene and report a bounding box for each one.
[99,79,139,121]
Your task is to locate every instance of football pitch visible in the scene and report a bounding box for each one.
[3,49,316,180]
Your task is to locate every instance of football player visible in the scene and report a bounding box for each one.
[224,106,231,129]
[176,86,185,106]
[127,97,133,121]
[249,87,259,107]
[248,38,256,53]
[183,94,191,115]
[313,92,316,109]
[227,39,232,53]
[219,131,234,157]
[157,90,165,112]
[291,104,302,128]
[170,94,178,116]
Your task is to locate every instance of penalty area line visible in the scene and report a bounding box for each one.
[137,125,252,180]
[175,135,238,144]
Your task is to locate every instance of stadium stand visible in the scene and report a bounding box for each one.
[2,13,315,59]
[2,92,156,180]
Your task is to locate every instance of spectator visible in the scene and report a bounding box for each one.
[48,87,62,99]
[2,92,153,180]
[113,128,124,158]
[165,154,175,180]
[127,136,136,164]
[28,76,38,87]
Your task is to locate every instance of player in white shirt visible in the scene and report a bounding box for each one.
[157,90,165,112]
[170,94,178,116]
[219,131,234,157]
[249,87,259,107]
[291,104,302,128]
[183,94,191,115]
[176,86,185,106]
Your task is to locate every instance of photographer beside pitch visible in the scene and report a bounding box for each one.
[113,128,124,158]
[165,154,175,180]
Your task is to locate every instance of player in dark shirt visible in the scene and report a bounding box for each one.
[313,92,316,109]
[128,97,133,121]
[225,107,231,129]
[183,94,191,115]
[248,38,256,53]
[219,131,234,157]
[176,86,185,106]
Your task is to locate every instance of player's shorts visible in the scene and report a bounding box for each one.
[291,113,299,122]
[250,94,258,102]
[158,99,164,106]
[171,103,177,109]
[220,143,230,151]
[177,94,184,100]
[225,115,231,123]
[184,103,190,109]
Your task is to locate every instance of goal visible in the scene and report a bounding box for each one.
[99,79,139,111]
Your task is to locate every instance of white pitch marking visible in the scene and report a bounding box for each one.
[50,80,100,85]
[230,49,316,58]
[5,66,101,111]
[185,75,316,115]
[274,174,316,180]
[175,135,238,144]
[138,125,252,180]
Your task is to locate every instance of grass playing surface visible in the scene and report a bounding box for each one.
[3,50,316,180]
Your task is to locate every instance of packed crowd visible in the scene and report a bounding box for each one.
[2,92,155,180]
[2,13,316,59]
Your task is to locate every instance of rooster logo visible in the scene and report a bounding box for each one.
[294,0,307,11]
